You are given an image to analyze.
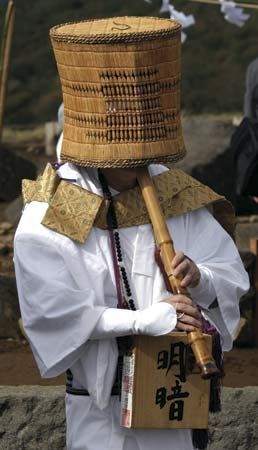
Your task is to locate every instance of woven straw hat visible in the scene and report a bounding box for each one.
[50,17,186,168]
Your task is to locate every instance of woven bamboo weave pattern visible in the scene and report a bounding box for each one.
[50,17,185,167]
[50,17,181,45]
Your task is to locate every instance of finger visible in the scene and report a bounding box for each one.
[176,321,197,332]
[190,273,201,287]
[169,294,193,306]
[173,260,190,278]
[176,303,202,319]
[180,273,193,288]
[178,314,202,329]
[171,252,185,268]
[187,278,200,288]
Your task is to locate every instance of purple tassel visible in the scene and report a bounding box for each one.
[191,314,224,448]
[209,331,224,412]
[192,429,210,449]
[202,315,224,413]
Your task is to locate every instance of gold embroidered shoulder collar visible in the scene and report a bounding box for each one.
[22,164,234,243]
[22,164,107,243]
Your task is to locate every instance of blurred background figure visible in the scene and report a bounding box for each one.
[57,102,64,130]
[244,57,258,120]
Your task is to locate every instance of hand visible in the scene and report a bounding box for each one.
[162,294,202,332]
[171,252,201,288]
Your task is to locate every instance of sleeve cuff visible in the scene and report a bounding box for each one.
[135,302,177,336]
[188,266,217,310]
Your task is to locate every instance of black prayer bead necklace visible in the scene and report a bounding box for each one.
[98,169,136,311]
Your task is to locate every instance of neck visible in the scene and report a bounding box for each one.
[100,168,137,192]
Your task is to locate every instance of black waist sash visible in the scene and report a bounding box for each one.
[66,364,120,397]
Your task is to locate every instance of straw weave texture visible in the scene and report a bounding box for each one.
[50,17,186,168]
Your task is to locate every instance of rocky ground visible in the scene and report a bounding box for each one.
[0,386,258,450]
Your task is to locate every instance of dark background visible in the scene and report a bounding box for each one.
[1,0,258,124]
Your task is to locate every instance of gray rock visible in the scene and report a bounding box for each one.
[176,118,237,210]
[209,387,258,450]
[179,116,235,174]
[0,386,257,449]
[0,386,66,450]
[178,116,258,216]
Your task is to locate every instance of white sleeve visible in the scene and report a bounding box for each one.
[14,236,107,378]
[14,230,176,378]
[182,208,250,351]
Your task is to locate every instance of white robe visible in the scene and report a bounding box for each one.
[14,163,249,450]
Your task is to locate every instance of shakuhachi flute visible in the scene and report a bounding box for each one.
[136,166,219,379]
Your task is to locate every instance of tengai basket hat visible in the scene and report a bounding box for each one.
[50,16,186,168]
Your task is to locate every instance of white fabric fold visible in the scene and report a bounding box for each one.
[174,207,250,350]
[14,233,107,378]
[132,225,155,277]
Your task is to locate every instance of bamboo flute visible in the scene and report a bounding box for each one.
[0,0,15,142]
[136,166,219,379]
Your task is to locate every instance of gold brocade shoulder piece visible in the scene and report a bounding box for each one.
[42,181,107,243]
[21,162,108,243]
[22,164,234,243]
[22,163,60,204]
[95,169,235,238]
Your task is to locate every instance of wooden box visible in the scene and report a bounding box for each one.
[121,333,211,429]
